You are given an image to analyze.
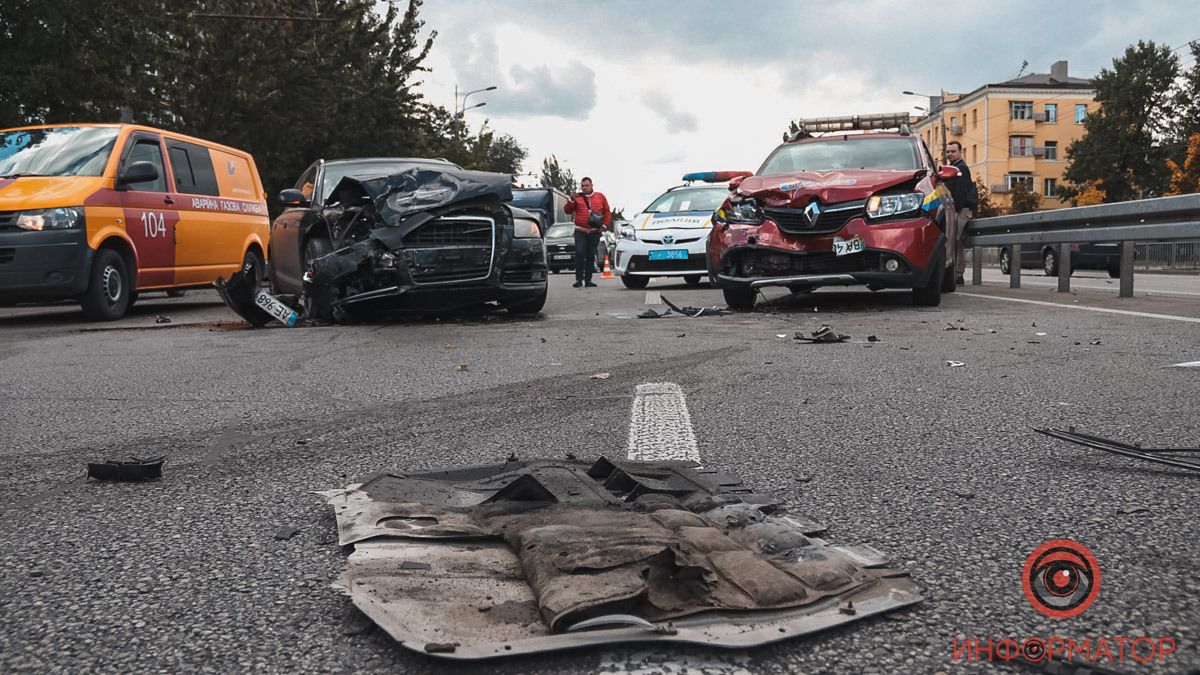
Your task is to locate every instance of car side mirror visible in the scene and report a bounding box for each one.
[728,175,748,190]
[115,161,159,190]
[938,165,962,180]
[278,189,310,208]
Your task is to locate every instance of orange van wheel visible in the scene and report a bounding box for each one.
[81,249,132,321]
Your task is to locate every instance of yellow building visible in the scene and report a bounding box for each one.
[911,61,1097,210]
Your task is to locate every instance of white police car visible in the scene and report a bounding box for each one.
[613,172,748,289]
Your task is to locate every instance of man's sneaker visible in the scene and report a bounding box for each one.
[572,281,583,288]
[955,275,965,285]
[585,282,598,288]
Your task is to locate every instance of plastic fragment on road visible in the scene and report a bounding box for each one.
[155,315,171,324]
[591,372,610,379]
[324,457,923,659]
[945,360,966,367]
[86,456,165,481]
[795,325,850,343]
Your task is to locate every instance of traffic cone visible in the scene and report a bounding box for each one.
[601,251,613,279]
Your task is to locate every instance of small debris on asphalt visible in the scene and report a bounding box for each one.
[539,337,547,343]
[867,335,880,342]
[28,570,44,578]
[457,363,469,371]
[274,526,301,541]
[776,334,787,338]
[1090,339,1102,345]
[591,372,610,380]
[944,323,967,331]
[795,325,850,343]
[155,315,171,324]
[1118,506,1150,515]
[1035,332,1047,336]
[988,329,997,334]
[1036,428,1200,473]
[445,343,459,349]
[86,456,165,482]
[399,561,432,570]
[945,360,966,367]
[424,642,459,654]
[677,333,686,338]
[950,490,976,499]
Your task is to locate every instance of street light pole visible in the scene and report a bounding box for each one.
[457,85,497,115]
[903,90,948,163]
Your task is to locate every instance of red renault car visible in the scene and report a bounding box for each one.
[708,113,960,309]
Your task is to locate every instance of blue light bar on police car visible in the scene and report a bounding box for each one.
[682,171,753,183]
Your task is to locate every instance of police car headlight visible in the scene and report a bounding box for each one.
[865,193,922,219]
[716,198,763,225]
[16,207,84,231]
[513,219,540,238]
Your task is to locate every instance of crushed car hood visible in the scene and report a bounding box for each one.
[332,167,514,227]
[738,169,921,205]
[325,457,922,659]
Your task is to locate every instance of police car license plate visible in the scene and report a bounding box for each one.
[649,249,688,261]
[833,235,865,256]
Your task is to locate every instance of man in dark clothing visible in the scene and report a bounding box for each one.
[563,176,612,288]
[943,141,978,284]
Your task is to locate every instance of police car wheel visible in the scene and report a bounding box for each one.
[81,248,132,321]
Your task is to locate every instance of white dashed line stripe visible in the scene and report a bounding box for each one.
[598,650,754,675]
[627,382,700,463]
[958,292,1200,324]
[1171,360,1200,368]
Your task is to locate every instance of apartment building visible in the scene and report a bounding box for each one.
[911,61,1097,210]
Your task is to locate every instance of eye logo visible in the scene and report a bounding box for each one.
[1022,539,1100,619]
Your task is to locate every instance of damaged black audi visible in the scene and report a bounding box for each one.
[221,158,548,324]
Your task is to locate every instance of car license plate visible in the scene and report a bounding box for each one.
[552,253,572,260]
[649,249,688,261]
[833,235,865,256]
[254,290,299,327]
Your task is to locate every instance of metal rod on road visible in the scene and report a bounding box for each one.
[1010,244,1021,289]
[1058,244,1071,293]
[1120,240,1135,298]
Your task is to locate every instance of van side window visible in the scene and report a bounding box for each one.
[166,140,219,196]
[125,139,167,192]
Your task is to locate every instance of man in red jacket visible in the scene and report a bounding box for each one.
[563,176,611,287]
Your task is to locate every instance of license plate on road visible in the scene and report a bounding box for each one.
[649,249,689,261]
[833,235,865,256]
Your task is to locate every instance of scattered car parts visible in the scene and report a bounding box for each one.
[795,325,850,343]
[325,457,922,659]
[86,456,165,481]
[1036,428,1200,473]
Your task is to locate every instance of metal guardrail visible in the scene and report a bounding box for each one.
[962,194,1200,297]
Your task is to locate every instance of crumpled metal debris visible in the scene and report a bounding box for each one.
[1036,428,1199,473]
[87,456,165,481]
[325,457,922,659]
[794,325,850,343]
[637,295,731,319]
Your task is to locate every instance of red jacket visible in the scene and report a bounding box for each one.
[564,191,612,232]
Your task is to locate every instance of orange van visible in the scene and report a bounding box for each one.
[0,124,270,319]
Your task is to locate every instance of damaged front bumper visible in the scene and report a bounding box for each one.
[325,457,923,659]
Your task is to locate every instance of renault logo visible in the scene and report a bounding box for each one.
[663,234,674,244]
[803,201,821,227]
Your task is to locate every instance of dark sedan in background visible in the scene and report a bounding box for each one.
[999,242,1121,278]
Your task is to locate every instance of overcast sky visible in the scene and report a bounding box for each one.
[407,0,1200,214]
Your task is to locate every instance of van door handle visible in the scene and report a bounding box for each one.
[163,196,175,206]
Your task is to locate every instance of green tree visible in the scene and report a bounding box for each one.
[973,179,1002,217]
[1007,179,1041,214]
[1062,40,1181,202]
[1169,41,1200,166]
[539,155,577,193]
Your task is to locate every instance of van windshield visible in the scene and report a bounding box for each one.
[0,127,119,178]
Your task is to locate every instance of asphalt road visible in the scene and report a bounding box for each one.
[1,271,1198,674]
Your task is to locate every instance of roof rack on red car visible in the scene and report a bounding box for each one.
[787,112,915,141]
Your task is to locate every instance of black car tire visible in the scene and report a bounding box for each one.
[1108,267,1121,279]
[505,288,547,315]
[683,274,702,286]
[912,252,944,307]
[81,248,132,321]
[304,235,332,271]
[999,248,1011,274]
[621,274,649,289]
[722,286,756,310]
[940,263,957,293]
[1042,248,1060,277]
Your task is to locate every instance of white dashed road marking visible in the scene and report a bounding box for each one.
[598,650,754,675]
[958,292,1200,324]
[1171,360,1200,368]
[626,382,700,463]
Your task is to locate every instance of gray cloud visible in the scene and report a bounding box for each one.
[640,91,698,133]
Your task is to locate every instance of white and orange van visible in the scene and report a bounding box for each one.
[0,124,269,319]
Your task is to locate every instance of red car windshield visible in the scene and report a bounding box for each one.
[758,137,921,175]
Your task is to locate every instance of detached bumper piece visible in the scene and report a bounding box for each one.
[325,457,922,659]
[87,456,165,481]
[1036,428,1200,473]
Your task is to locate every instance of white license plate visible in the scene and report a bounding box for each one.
[552,254,572,260]
[833,235,865,256]
[254,290,299,327]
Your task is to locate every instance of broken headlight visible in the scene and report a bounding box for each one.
[865,193,922,220]
[715,198,763,225]
[16,206,83,231]
[513,219,541,238]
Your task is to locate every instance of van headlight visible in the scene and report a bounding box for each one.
[16,207,84,231]
[865,193,922,219]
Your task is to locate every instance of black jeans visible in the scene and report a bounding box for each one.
[574,230,600,282]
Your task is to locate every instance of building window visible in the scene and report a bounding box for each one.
[1044,103,1057,123]
[1044,178,1058,196]
[1010,101,1034,120]
[1043,141,1058,160]
[971,145,977,163]
[972,108,978,129]
[1075,104,1087,124]
[1006,173,1034,190]
[1010,135,1034,156]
